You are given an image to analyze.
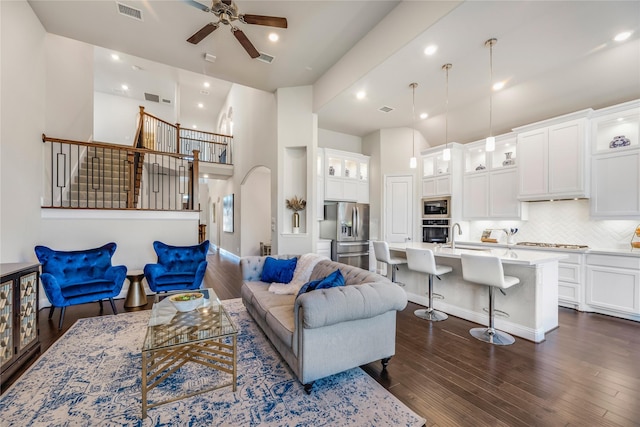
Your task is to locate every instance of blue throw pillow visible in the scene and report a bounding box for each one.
[261,257,298,283]
[297,269,345,297]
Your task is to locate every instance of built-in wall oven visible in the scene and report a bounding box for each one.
[422,219,450,243]
[422,197,451,243]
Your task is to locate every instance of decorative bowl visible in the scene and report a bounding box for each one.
[169,292,204,312]
[632,242,640,249]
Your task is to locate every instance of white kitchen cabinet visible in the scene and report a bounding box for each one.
[323,148,369,203]
[462,136,523,220]
[590,101,640,219]
[421,143,462,198]
[591,150,640,218]
[556,252,585,309]
[585,253,640,319]
[316,239,332,259]
[317,151,325,220]
[463,173,488,218]
[516,112,591,201]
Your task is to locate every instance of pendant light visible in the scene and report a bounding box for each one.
[442,64,452,161]
[485,38,497,152]
[409,82,418,169]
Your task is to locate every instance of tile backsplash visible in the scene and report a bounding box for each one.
[468,199,638,250]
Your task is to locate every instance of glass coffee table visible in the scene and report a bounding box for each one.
[141,288,237,418]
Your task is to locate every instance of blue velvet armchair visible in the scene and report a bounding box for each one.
[34,242,127,329]
[144,240,210,293]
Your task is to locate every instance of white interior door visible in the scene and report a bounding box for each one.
[384,175,413,243]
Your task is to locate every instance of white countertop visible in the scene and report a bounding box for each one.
[388,242,567,266]
[453,240,640,258]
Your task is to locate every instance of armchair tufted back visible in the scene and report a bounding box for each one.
[153,240,209,273]
[35,243,117,285]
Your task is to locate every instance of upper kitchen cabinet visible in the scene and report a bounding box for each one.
[590,100,640,219]
[422,143,462,198]
[515,110,592,201]
[462,135,525,219]
[323,148,369,203]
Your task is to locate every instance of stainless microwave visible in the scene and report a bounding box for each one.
[422,196,450,218]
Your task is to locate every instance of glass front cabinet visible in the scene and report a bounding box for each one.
[0,263,40,383]
[462,134,525,219]
[323,148,369,203]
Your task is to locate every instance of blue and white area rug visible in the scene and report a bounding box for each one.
[1,299,426,426]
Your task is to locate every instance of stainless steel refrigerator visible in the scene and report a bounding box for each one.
[319,202,370,269]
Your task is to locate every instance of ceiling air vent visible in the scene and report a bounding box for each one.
[116,2,143,21]
[144,93,160,103]
[162,99,171,104]
[256,53,275,64]
[378,106,394,113]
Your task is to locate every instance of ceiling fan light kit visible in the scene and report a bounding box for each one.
[409,82,418,169]
[442,63,452,162]
[186,0,287,59]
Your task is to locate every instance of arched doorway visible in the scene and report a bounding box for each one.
[240,166,271,256]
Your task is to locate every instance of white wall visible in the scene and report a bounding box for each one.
[45,34,93,141]
[469,199,639,250]
[276,86,316,255]
[210,84,277,256]
[94,91,177,145]
[318,128,361,152]
[0,0,46,263]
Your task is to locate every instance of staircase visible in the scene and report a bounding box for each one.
[67,147,143,208]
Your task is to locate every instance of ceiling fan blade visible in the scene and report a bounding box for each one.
[183,0,210,13]
[221,0,232,5]
[187,23,219,45]
[240,14,288,28]
[232,28,260,58]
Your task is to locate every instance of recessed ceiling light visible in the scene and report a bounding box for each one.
[424,45,438,56]
[493,81,505,91]
[203,174,209,178]
[192,125,197,129]
[198,103,204,108]
[203,82,210,88]
[131,65,142,71]
[111,53,120,61]
[614,31,631,42]
[121,84,128,91]
[268,33,279,42]
[420,113,428,120]
[617,117,625,121]
[356,91,366,100]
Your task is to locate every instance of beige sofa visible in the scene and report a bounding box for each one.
[240,254,408,392]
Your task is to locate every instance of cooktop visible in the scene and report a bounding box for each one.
[517,242,589,250]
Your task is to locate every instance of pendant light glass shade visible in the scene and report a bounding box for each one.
[485,38,497,152]
[442,147,451,161]
[442,63,452,160]
[409,82,418,169]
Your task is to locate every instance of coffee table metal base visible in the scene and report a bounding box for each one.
[141,335,237,418]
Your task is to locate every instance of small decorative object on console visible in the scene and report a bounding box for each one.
[169,292,204,312]
[475,164,486,171]
[609,135,630,148]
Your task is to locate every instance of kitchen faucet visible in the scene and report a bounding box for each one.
[450,222,462,250]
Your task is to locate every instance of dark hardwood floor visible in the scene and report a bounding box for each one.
[4,250,639,426]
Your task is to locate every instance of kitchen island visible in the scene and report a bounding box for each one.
[388,242,567,342]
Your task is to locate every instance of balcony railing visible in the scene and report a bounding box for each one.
[136,106,232,164]
[42,134,199,211]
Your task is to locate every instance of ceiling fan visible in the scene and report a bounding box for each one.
[185,0,288,59]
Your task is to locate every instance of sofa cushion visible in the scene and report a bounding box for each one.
[243,281,295,320]
[266,305,295,348]
[297,269,345,296]
[261,257,298,284]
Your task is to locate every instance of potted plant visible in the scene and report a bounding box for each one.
[286,196,306,234]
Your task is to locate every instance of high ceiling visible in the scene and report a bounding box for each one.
[28,0,640,147]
